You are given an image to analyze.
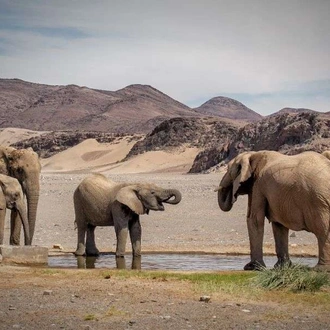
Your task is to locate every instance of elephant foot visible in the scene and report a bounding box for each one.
[74,243,86,256]
[86,247,100,257]
[244,260,266,271]
[274,258,292,269]
[10,238,20,246]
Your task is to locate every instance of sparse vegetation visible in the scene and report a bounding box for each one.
[84,314,97,321]
[250,263,330,292]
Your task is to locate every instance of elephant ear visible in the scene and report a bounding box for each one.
[232,153,253,200]
[0,147,14,174]
[115,186,145,215]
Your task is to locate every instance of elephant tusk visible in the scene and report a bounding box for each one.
[214,186,222,192]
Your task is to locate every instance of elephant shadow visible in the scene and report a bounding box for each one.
[75,254,141,270]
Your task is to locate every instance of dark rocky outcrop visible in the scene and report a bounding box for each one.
[189,112,330,173]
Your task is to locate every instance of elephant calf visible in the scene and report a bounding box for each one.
[73,174,182,261]
[0,174,30,245]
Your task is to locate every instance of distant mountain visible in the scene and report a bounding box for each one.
[0,79,198,133]
[193,96,262,122]
[269,107,319,116]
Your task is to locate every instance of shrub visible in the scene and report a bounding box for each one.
[250,263,329,292]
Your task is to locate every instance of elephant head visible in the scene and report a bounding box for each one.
[0,146,41,242]
[115,183,182,215]
[216,152,256,211]
[0,174,30,245]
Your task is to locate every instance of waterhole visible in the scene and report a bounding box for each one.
[48,253,318,271]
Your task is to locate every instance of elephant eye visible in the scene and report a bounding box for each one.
[150,191,155,195]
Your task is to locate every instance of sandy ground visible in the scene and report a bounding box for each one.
[0,132,326,329]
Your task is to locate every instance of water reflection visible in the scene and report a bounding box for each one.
[76,255,142,270]
[49,253,318,271]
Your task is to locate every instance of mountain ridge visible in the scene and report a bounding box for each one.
[1,78,262,133]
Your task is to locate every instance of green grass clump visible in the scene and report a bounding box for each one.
[251,263,329,292]
[84,314,97,321]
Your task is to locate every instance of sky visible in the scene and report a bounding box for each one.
[0,0,329,115]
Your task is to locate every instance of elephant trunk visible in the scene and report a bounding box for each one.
[25,179,40,242]
[15,199,31,245]
[163,189,182,205]
[217,185,233,212]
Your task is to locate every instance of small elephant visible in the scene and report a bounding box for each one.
[0,146,41,245]
[216,150,330,271]
[73,174,182,263]
[0,174,30,245]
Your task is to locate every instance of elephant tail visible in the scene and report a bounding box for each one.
[74,220,77,230]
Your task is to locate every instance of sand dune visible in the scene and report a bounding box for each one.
[0,127,46,146]
[41,137,200,174]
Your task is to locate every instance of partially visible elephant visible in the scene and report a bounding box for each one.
[0,146,41,245]
[73,174,182,267]
[322,150,330,160]
[216,150,330,271]
[0,174,30,245]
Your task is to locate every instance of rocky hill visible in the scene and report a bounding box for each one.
[0,79,265,134]
[124,117,239,159]
[189,111,330,173]
[0,79,198,133]
[269,107,319,116]
[194,96,262,122]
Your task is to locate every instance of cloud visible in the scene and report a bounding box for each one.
[0,0,329,115]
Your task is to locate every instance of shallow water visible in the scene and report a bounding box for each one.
[48,253,318,271]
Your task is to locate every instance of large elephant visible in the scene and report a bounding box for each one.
[216,150,330,271]
[0,174,30,245]
[73,174,182,266]
[0,146,41,245]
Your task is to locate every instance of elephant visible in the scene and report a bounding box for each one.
[322,150,330,160]
[216,150,330,271]
[0,146,41,245]
[73,174,182,268]
[0,174,30,245]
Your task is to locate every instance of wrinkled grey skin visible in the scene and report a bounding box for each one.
[0,146,41,245]
[73,174,182,267]
[216,150,330,271]
[0,174,30,245]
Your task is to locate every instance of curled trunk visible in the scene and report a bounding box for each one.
[163,189,182,205]
[217,185,233,212]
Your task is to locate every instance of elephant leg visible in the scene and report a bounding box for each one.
[85,224,100,256]
[74,222,87,256]
[244,194,266,270]
[129,215,142,270]
[315,232,330,271]
[0,209,5,245]
[129,215,142,258]
[115,225,129,258]
[10,210,21,245]
[113,201,130,258]
[272,222,291,268]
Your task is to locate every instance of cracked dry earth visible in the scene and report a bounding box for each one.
[0,266,330,330]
